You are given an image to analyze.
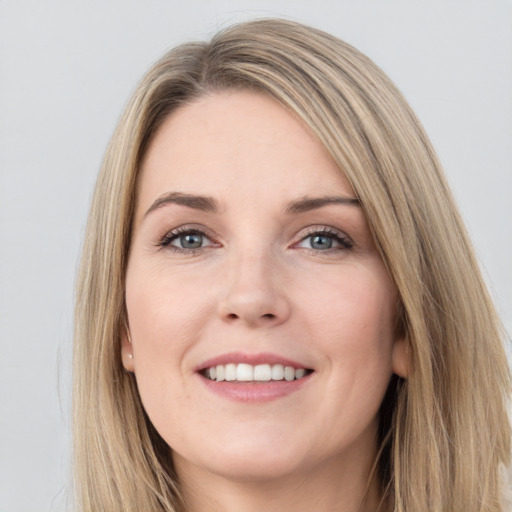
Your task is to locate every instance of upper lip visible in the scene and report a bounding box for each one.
[195,351,312,372]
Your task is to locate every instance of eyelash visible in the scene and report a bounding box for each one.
[156,225,354,254]
[157,226,216,254]
[294,226,353,253]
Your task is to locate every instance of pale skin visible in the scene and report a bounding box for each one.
[121,90,409,512]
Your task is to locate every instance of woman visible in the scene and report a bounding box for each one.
[73,18,511,511]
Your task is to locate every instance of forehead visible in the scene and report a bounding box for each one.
[137,90,355,212]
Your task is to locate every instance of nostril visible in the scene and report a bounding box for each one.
[225,312,276,322]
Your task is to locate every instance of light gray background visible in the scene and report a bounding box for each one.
[1,1,511,511]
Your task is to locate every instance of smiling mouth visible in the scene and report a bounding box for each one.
[201,363,314,383]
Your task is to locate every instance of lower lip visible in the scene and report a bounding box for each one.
[198,373,313,403]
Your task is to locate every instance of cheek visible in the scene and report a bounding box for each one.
[301,262,397,343]
[297,262,398,383]
[126,263,210,348]
[124,272,207,440]
[124,265,213,405]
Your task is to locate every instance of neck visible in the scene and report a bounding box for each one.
[174,447,383,512]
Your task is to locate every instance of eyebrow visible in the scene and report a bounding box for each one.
[144,192,218,217]
[144,192,360,218]
[285,195,360,213]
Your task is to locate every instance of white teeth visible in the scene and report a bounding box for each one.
[204,363,309,382]
[295,368,306,379]
[284,366,295,381]
[225,363,237,381]
[271,364,284,380]
[253,364,271,381]
[236,363,253,381]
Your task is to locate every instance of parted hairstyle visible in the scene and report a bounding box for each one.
[74,18,511,512]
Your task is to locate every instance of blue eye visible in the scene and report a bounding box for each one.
[296,229,352,252]
[159,229,215,251]
[309,234,334,250]
[173,232,204,249]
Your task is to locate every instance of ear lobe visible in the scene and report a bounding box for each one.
[392,336,411,378]
[120,325,135,372]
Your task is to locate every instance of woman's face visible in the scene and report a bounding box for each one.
[123,90,407,483]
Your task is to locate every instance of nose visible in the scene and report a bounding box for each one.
[217,251,291,328]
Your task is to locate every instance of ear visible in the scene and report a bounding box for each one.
[392,335,411,378]
[120,324,135,372]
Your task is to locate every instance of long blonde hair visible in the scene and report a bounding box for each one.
[74,18,511,511]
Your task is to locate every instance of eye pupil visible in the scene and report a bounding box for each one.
[311,235,333,250]
[180,233,203,248]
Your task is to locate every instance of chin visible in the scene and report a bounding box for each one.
[173,438,309,483]
[230,454,304,482]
